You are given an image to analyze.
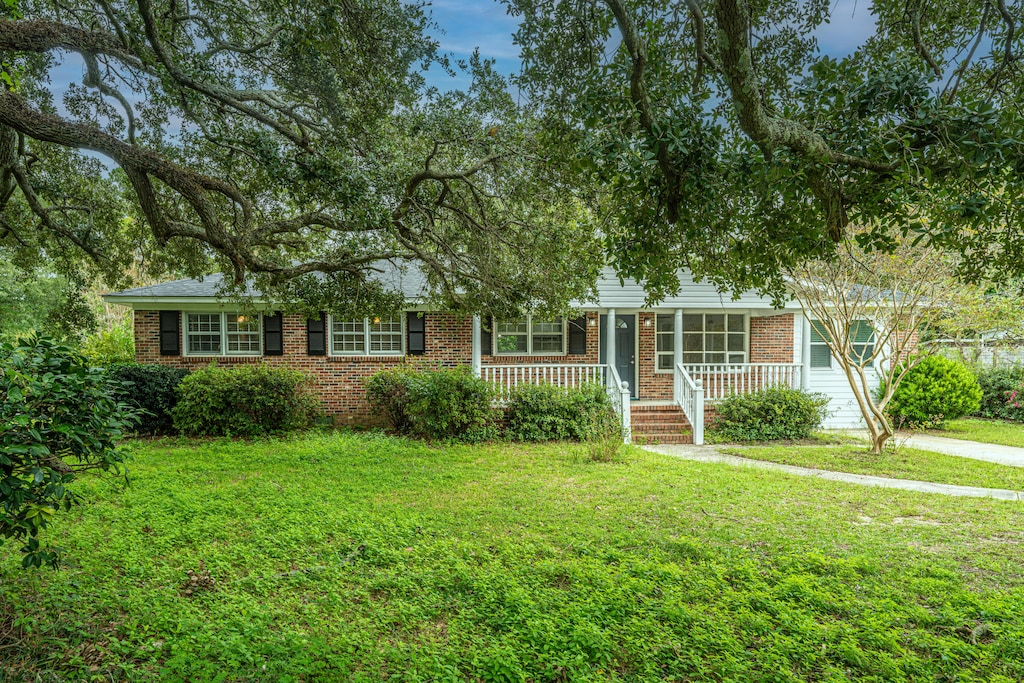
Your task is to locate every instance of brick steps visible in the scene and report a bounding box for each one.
[630,404,692,445]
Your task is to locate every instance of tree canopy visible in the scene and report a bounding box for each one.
[0,0,601,317]
[510,0,1024,302]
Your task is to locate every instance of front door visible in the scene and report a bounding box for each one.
[614,314,636,399]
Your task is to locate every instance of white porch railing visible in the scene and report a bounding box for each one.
[481,364,631,444]
[673,363,704,445]
[682,363,802,401]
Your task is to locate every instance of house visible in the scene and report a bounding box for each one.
[103,265,885,444]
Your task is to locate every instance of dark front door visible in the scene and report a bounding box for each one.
[615,314,636,399]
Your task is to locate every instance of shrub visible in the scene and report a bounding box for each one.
[79,320,134,366]
[973,366,1024,422]
[506,382,619,442]
[405,367,494,441]
[888,356,982,428]
[365,365,417,433]
[711,387,830,442]
[0,336,138,568]
[172,364,321,437]
[107,364,190,435]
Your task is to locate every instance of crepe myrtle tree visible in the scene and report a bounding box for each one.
[510,0,1024,303]
[787,237,961,453]
[0,0,602,319]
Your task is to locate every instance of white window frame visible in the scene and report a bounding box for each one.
[809,319,876,370]
[494,316,566,356]
[183,312,262,357]
[679,312,748,366]
[654,314,676,374]
[328,315,405,357]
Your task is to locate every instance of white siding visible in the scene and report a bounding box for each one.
[579,267,799,310]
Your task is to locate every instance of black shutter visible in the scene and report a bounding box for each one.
[307,313,326,355]
[568,315,587,355]
[481,317,492,356]
[159,310,180,356]
[263,312,283,356]
[407,312,426,355]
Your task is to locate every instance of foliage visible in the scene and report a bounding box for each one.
[505,382,619,442]
[365,365,418,433]
[3,433,1024,680]
[171,364,321,437]
[973,366,1024,422]
[107,364,190,435]
[0,2,602,319]
[928,284,1024,366]
[79,319,135,366]
[404,367,495,441]
[887,356,982,428]
[789,236,960,453]
[512,0,1024,301]
[711,387,830,442]
[0,336,137,568]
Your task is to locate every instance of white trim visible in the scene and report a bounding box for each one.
[493,315,567,356]
[327,315,405,357]
[182,311,263,358]
[672,312,749,368]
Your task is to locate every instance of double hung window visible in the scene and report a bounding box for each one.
[680,313,747,365]
[495,316,565,355]
[329,317,404,356]
[185,312,261,356]
[809,320,875,369]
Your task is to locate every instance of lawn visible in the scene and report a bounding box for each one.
[720,442,1024,491]
[2,432,1024,682]
[932,418,1024,448]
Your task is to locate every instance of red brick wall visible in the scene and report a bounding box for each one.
[749,313,795,363]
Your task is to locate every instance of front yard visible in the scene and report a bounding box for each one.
[3,433,1024,681]
[932,418,1024,449]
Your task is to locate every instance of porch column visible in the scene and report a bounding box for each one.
[673,308,683,403]
[605,308,616,378]
[800,313,811,391]
[471,315,482,378]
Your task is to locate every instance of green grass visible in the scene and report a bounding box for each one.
[720,442,1024,491]
[2,432,1024,682]
[932,418,1024,448]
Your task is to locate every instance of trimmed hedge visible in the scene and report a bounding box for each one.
[711,387,830,442]
[505,382,619,442]
[366,366,494,441]
[973,366,1024,422]
[107,364,190,435]
[172,364,321,437]
[888,356,982,428]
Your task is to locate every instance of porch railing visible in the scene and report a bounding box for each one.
[673,363,704,445]
[682,363,802,401]
[481,363,631,444]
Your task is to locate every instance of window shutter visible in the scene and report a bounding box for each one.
[307,313,326,355]
[159,310,180,356]
[263,312,284,356]
[407,312,426,355]
[481,317,493,356]
[568,316,587,355]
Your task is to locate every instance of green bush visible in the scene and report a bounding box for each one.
[405,367,494,441]
[888,356,982,428]
[973,366,1024,422]
[365,365,417,433]
[0,336,138,568]
[171,364,321,437]
[107,364,190,435]
[505,382,619,442]
[711,387,830,442]
[79,320,134,366]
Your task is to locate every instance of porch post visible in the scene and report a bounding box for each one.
[606,308,616,375]
[471,315,482,378]
[800,313,811,391]
[673,308,683,403]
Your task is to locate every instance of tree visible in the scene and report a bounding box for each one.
[787,238,960,453]
[928,284,1024,366]
[0,0,603,318]
[509,0,1024,302]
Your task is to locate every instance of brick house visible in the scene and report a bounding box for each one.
[105,265,885,443]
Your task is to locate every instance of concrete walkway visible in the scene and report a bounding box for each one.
[896,433,1024,468]
[642,443,1024,501]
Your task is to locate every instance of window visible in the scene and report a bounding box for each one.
[681,313,747,365]
[495,316,565,355]
[329,316,404,356]
[809,320,876,369]
[655,314,675,372]
[185,312,261,356]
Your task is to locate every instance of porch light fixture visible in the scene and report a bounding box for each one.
[236,315,247,323]
[588,317,596,326]
[643,317,652,326]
